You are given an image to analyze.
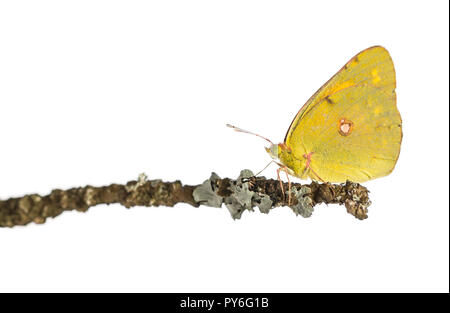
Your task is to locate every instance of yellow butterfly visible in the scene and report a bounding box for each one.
[229,46,402,196]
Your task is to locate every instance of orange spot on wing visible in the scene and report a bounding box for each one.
[338,118,354,136]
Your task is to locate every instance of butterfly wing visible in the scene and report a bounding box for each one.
[284,46,402,182]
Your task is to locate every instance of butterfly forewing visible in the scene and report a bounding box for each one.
[284,46,402,182]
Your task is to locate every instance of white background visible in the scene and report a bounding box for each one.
[0,1,448,292]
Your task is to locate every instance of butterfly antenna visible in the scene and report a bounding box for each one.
[226,124,274,145]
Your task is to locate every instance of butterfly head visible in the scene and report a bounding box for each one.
[265,144,279,160]
[265,143,292,160]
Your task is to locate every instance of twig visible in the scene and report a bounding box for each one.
[0,170,371,228]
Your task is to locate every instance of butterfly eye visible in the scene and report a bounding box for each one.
[338,118,354,136]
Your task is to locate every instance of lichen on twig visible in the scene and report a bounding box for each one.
[0,170,371,228]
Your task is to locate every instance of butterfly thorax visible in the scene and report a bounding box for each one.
[276,143,308,179]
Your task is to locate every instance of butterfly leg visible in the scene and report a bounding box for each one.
[303,152,325,182]
[276,167,286,204]
[276,165,292,205]
[283,166,292,205]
